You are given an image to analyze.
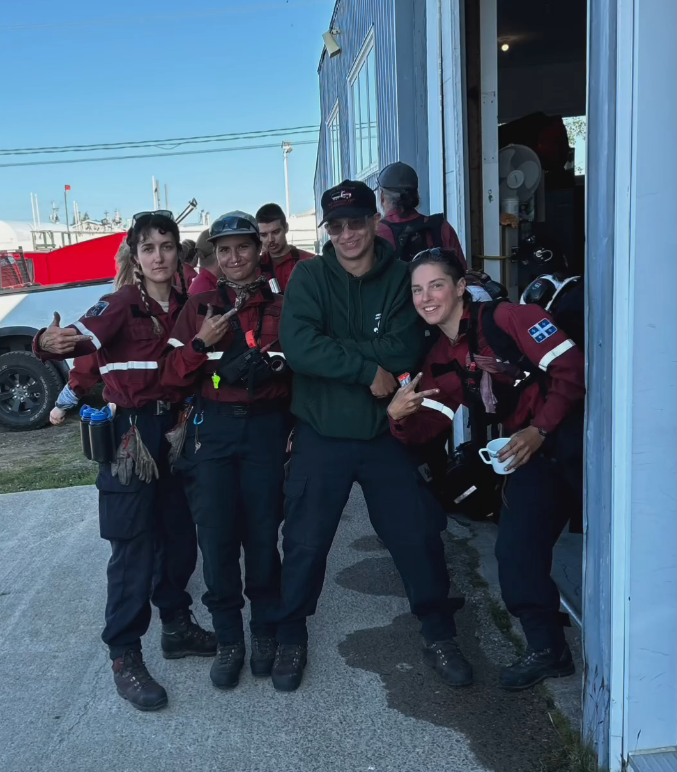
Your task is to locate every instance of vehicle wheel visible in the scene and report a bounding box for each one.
[0,351,62,431]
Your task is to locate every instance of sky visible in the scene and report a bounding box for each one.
[0,0,336,225]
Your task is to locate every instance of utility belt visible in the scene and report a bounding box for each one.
[117,400,177,417]
[201,397,288,419]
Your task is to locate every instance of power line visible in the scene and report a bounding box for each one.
[2,1,325,32]
[0,140,318,169]
[0,125,320,157]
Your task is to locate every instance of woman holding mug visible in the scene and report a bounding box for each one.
[387,248,585,692]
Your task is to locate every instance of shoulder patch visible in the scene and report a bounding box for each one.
[85,301,109,318]
[528,318,558,344]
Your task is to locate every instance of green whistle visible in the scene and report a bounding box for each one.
[212,373,221,390]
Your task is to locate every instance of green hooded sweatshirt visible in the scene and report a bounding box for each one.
[280,237,425,440]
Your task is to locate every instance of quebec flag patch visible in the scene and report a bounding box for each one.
[85,301,109,318]
[528,318,558,344]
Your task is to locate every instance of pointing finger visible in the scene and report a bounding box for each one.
[417,388,441,399]
[205,304,214,320]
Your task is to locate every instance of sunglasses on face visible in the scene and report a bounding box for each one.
[210,216,259,238]
[324,216,370,236]
[132,210,174,226]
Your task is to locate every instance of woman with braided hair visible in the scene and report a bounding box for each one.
[160,211,291,691]
[33,211,216,712]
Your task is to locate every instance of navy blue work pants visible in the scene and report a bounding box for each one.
[275,423,460,646]
[177,403,286,645]
[99,411,197,660]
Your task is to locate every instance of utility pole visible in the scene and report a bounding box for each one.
[282,141,293,218]
[64,185,71,242]
[164,183,169,212]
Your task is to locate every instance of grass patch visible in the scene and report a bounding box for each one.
[488,598,526,654]
[539,708,608,772]
[0,429,97,494]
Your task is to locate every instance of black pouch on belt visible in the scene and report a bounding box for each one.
[215,283,287,397]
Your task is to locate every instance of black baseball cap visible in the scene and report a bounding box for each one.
[377,162,419,191]
[320,180,377,225]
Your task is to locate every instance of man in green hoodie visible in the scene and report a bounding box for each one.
[271,179,472,692]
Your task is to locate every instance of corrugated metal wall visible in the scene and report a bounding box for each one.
[314,0,399,219]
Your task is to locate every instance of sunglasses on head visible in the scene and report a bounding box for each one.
[132,210,174,226]
[324,216,371,236]
[210,216,258,237]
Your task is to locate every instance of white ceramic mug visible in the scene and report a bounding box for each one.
[478,437,515,475]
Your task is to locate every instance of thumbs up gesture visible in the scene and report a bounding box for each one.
[38,311,92,355]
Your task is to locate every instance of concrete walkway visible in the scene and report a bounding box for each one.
[0,485,576,772]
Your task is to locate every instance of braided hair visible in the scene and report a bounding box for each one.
[126,213,182,335]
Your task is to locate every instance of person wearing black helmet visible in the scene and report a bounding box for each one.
[377,162,467,266]
[270,180,472,693]
[33,211,215,712]
[388,248,584,691]
[160,211,290,691]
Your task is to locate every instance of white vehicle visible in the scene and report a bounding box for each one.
[0,279,113,431]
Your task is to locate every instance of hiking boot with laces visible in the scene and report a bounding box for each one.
[161,608,217,660]
[210,642,246,690]
[113,650,168,712]
[271,644,308,692]
[250,636,277,677]
[422,639,473,687]
[499,644,575,691]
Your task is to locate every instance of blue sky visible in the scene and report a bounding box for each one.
[0,0,335,224]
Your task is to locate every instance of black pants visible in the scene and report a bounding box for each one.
[177,403,286,645]
[275,423,460,645]
[494,410,583,652]
[99,411,197,660]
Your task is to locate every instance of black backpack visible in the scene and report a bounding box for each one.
[381,214,445,262]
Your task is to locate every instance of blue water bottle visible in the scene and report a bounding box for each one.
[89,406,116,464]
[79,405,97,460]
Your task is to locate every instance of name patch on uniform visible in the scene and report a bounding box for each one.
[528,318,558,343]
[85,301,109,318]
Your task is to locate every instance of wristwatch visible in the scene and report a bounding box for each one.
[535,426,548,438]
[192,337,211,354]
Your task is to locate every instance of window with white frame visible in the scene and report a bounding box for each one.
[349,33,378,179]
[327,102,342,187]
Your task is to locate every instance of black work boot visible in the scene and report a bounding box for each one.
[250,636,277,677]
[161,609,217,660]
[210,643,246,690]
[422,639,473,687]
[271,644,308,692]
[113,651,168,712]
[499,644,575,691]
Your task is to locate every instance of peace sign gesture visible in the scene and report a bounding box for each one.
[386,372,440,422]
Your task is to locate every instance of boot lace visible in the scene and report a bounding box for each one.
[124,652,155,688]
[252,637,276,658]
[217,644,243,665]
[274,644,305,668]
[176,609,214,645]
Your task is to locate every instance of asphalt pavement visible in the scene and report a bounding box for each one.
[0,484,578,772]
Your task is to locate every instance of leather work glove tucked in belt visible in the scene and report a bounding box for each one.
[111,424,159,485]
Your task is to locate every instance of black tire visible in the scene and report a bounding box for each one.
[0,351,62,431]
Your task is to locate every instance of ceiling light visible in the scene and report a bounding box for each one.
[501,43,510,52]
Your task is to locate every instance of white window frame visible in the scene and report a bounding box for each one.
[326,100,342,187]
[348,29,379,180]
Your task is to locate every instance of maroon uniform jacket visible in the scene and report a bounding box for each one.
[159,286,290,405]
[391,302,585,443]
[377,212,467,269]
[188,268,220,297]
[34,285,186,409]
[67,353,101,397]
[258,247,314,294]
